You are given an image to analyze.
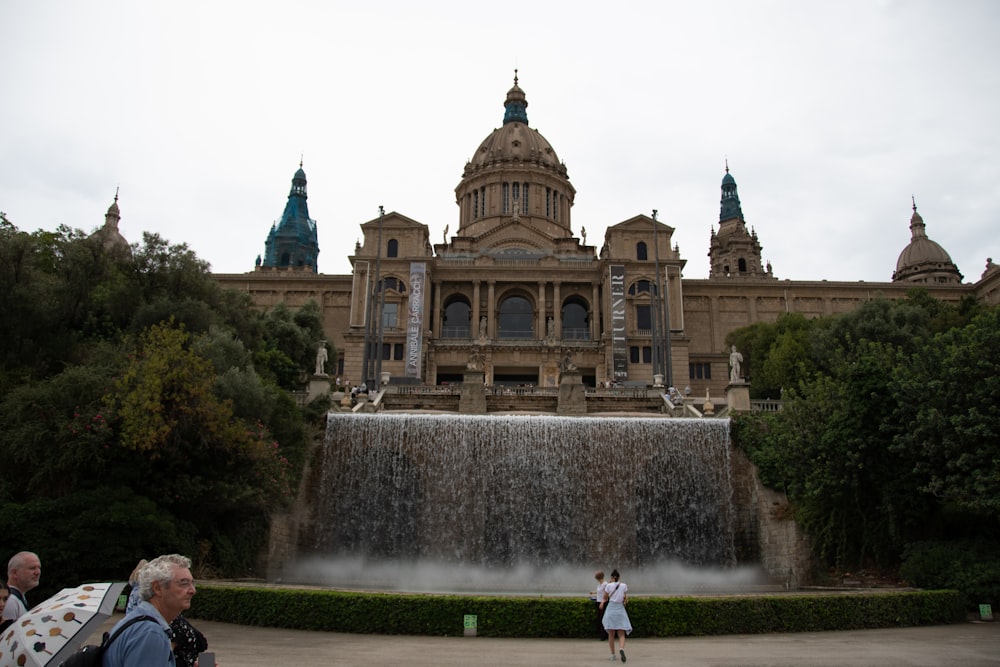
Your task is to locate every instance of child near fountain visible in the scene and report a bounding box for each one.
[600,569,631,662]
[590,570,608,640]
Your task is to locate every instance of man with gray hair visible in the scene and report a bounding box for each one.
[2,551,41,621]
[102,554,197,667]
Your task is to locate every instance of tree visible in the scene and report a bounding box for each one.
[732,295,993,571]
[891,309,1000,518]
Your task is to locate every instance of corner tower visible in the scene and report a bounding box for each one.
[892,199,962,284]
[708,165,773,279]
[90,189,133,261]
[261,162,320,271]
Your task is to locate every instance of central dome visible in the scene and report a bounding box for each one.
[453,74,576,242]
[892,203,962,284]
[463,76,565,178]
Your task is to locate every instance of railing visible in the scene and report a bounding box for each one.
[561,327,590,340]
[441,326,472,339]
[496,330,536,339]
[584,386,658,399]
[488,386,559,397]
[751,399,783,413]
[389,384,461,395]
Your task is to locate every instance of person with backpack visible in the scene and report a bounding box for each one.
[2,551,41,621]
[102,554,196,667]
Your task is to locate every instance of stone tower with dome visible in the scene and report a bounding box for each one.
[891,198,963,284]
[90,189,133,262]
[708,165,774,280]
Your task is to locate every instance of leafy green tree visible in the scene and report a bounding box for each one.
[891,308,1000,518]
[732,295,992,572]
[0,219,324,583]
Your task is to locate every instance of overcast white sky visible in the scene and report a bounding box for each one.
[2,1,998,282]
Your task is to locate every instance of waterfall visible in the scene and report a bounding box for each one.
[299,414,744,577]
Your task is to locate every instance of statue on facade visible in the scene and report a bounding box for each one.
[315,341,329,376]
[479,315,488,338]
[546,316,555,340]
[559,349,577,373]
[729,345,743,383]
[467,349,486,372]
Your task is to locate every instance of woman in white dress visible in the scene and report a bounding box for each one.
[600,569,632,662]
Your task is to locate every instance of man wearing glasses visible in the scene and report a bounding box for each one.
[103,553,197,667]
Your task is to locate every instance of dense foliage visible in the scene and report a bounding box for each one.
[730,292,1000,604]
[0,218,329,594]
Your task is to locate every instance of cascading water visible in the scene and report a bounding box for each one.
[288,413,769,594]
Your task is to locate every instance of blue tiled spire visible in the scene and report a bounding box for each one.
[719,162,744,222]
[262,161,320,270]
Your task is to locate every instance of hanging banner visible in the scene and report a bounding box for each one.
[610,264,628,381]
[405,262,426,378]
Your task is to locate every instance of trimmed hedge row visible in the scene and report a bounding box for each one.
[187,586,964,638]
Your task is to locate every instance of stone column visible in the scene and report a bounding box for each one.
[472,279,481,338]
[537,281,546,339]
[460,370,487,414]
[552,281,562,338]
[726,381,752,412]
[433,280,443,338]
[592,283,600,340]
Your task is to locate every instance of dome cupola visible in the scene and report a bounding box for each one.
[892,198,962,284]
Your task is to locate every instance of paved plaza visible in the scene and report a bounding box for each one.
[84,617,999,666]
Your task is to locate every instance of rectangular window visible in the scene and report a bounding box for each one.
[636,304,651,330]
[381,343,391,360]
[382,303,398,329]
[473,191,479,218]
[522,183,529,214]
[688,362,712,379]
[642,346,652,363]
[629,346,640,363]
[546,188,551,217]
[394,343,404,360]
[502,182,509,214]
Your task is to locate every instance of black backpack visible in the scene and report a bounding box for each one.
[58,614,158,667]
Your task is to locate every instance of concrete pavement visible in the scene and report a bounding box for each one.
[85,616,1000,666]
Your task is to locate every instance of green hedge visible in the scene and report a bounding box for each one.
[186,586,964,637]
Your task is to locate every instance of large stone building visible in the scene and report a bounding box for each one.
[215,75,1000,398]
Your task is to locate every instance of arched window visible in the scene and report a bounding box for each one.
[502,182,510,214]
[498,295,534,339]
[562,298,589,340]
[636,241,648,261]
[387,239,399,258]
[443,299,471,338]
[738,257,747,273]
[627,280,656,296]
[377,276,406,293]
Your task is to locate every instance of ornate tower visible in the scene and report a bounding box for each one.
[262,162,320,271]
[90,189,133,261]
[892,198,963,284]
[708,165,772,279]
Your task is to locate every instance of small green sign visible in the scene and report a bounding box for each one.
[464,614,477,628]
[980,604,993,621]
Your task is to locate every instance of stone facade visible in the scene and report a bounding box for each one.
[215,76,991,398]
